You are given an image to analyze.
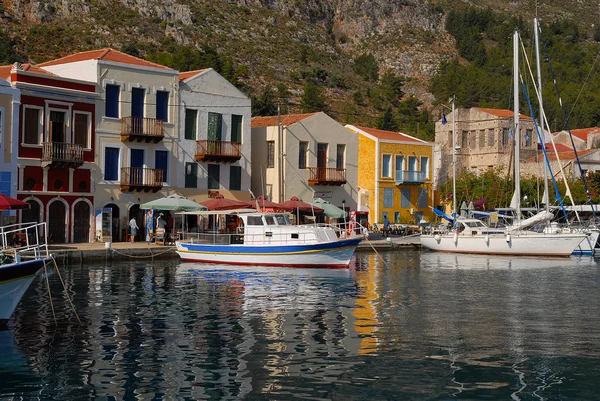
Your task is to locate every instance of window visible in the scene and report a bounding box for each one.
[104,147,120,181]
[336,144,345,169]
[23,107,41,145]
[49,110,66,143]
[382,154,392,177]
[155,150,168,182]
[479,130,485,148]
[298,141,308,169]
[229,165,242,191]
[394,211,400,223]
[525,129,533,147]
[73,113,89,148]
[488,129,495,146]
[383,188,393,208]
[267,141,275,168]
[185,162,197,188]
[208,164,220,189]
[231,115,242,143]
[247,216,263,226]
[421,156,429,179]
[418,188,428,208]
[408,156,418,172]
[461,131,467,148]
[469,130,476,148]
[105,84,120,118]
[156,91,169,122]
[185,109,197,140]
[401,188,411,208]
[208,112,222,141]
[502,128,509,146]
[395,155,405,173]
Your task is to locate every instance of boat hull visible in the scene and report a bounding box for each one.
[572,230,600,256]
[176,237,363,268]
[0,257,52,324]
[420,233,588,256]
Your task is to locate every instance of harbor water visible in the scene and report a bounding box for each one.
[2,250,600,400]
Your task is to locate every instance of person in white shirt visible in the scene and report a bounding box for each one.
[129,217,139,242]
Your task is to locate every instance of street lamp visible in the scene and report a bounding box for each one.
[342,199,346,229]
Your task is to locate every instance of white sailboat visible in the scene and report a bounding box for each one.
[421,29,588,256]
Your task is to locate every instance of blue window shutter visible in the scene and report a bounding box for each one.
[156,91,169,122]
[105,85,120,118]
[155,150,168,181]
[104,147,120,180]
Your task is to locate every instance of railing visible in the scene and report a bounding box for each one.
[195,140,241,160]
[308,167,347,185]
[0,222,50,260]
[120,167,164,188]
[42,142,84,164]
[121,116,164,139]
[395,170,426,185]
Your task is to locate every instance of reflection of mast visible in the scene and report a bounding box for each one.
[352,254,380,355]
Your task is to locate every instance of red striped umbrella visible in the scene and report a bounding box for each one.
[0,194,29,210]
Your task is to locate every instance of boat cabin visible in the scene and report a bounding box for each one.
[455,218,505,236]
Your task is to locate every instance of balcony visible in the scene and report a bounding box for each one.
[41,142,84,168]
[307,167,347,186]
[195,140,241,163]
[120,167,164,192]
[120,116,164,143]
[395,170,426,185]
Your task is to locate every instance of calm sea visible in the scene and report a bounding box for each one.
[2,250,600,400]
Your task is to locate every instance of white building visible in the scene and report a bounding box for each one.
[251,112,358,214]
[177,68,252,202]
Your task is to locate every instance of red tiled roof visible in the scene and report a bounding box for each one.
[0,63,57,80]
[37,48,173,71]
[554,127,600,141]
[251,113,317,128]
[179,69,209,82]
[475,107,532,120]
[352,126,427,143]
[538,143,572,152]
[525,148,596,162]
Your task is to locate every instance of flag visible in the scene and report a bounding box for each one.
[525,133,529,141]
[441,113,447,124]
[509,129,513,138]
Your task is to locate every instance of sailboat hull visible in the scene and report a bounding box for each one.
[421,232,588,256]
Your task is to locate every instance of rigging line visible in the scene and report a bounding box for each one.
[566,45,600,123]
[539,26,599,224]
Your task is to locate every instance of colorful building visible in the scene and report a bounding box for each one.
[346,125,433,227]
[0,62,97,243]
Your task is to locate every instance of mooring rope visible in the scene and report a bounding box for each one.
[51,257,81,324]
[42,259,56,325]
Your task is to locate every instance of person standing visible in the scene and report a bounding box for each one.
[129,216,139,242]
[383,216,390,237]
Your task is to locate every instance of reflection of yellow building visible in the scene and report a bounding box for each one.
[352,254,379,355]
[346,125,433,226]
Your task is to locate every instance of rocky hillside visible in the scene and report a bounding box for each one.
[0,0,597,127]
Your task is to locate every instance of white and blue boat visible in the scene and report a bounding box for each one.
[0,222,53,326]
[176,211,364,268]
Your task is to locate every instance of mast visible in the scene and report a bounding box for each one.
[534,17,550,213]
[514,29,521,223]
[452,96,457,218]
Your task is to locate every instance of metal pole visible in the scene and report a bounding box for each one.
[277,104,283,203]
[514,29,521,223]
[452,97,457,218]
[535,17,549,213]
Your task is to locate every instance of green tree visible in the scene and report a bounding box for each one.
[379,70,405,106]
[375,108,398,131]
[353,53,379,82]
[301,82,327,113]
[0,30,22,64]
[251,86,278,116]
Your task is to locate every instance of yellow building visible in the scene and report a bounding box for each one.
[346,125,433,227]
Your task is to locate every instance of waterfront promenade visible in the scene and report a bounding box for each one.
[48,233,421,264]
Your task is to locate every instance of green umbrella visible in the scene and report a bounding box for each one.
[140,194,207,211]
[310,198,347,219]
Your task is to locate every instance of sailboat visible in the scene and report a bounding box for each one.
[420,29,588,256]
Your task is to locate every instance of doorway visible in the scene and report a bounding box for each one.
[105,203,120,242]
[130,149,144,185]
[129,204,144,242]
[73,201,91,243]
[48,200,67,243]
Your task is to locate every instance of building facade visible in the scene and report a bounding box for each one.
[346,125,433,226]
[434,107,537,189]
[0,76,19,204]
[39,49,179,241]
[0,63,97,243]
[177,68,251,202]
[251,112,358,214]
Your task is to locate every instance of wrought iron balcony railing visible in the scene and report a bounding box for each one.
[121,116,165,142]
[41,142,84,168]
[307,167,346,186]
[195,140,241,163]
[120,167,164,192]
[395,170,426,185]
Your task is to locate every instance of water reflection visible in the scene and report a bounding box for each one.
[1,252,600,399]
